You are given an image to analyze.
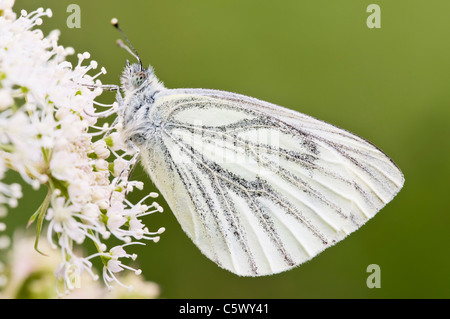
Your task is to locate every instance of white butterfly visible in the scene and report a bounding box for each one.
[111,21,404,277]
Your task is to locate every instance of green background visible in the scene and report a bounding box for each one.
[8,0,450,298]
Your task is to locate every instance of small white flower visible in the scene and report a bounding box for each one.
[47,196,86,245]
[94,158,109,172]
[101,243,145,290]
[81,203,100,220]
[110,245,127,258]
[107,131,126,151]
[111,157,128,177]
[92,140,110,159]
[107,203,127,230]
[106,259,123,273]
[49,151,78,181]
[67,179,92,204]
[55,255,98,296]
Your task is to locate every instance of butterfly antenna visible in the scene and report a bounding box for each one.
[111,18,143,69]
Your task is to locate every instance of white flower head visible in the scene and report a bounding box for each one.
[0,2,164,295]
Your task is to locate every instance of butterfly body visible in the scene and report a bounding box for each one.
[116,62,404,276]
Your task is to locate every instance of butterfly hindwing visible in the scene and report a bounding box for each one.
[138,89,404,276]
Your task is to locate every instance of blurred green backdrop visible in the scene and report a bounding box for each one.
[8,0,450,298]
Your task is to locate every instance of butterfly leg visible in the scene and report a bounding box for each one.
[82,83,121,92]
[109,141,141,205]
[124,141,141,182]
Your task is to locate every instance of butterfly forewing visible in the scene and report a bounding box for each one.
[138,89,404,276]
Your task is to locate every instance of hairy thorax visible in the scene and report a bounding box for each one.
[119,84,165,149]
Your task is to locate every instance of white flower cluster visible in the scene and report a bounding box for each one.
[0,1,164,296]
[0,234,161,299]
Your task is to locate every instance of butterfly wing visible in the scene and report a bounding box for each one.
[139,88,404,276]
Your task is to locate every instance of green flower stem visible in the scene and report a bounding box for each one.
[88,228,111,266]
[27,186,52,256]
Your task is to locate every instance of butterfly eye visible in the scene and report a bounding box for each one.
[132,71,147,87]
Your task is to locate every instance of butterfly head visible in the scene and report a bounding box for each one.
[120,61,158,92]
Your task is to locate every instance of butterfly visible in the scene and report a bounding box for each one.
[110,19,404,276]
